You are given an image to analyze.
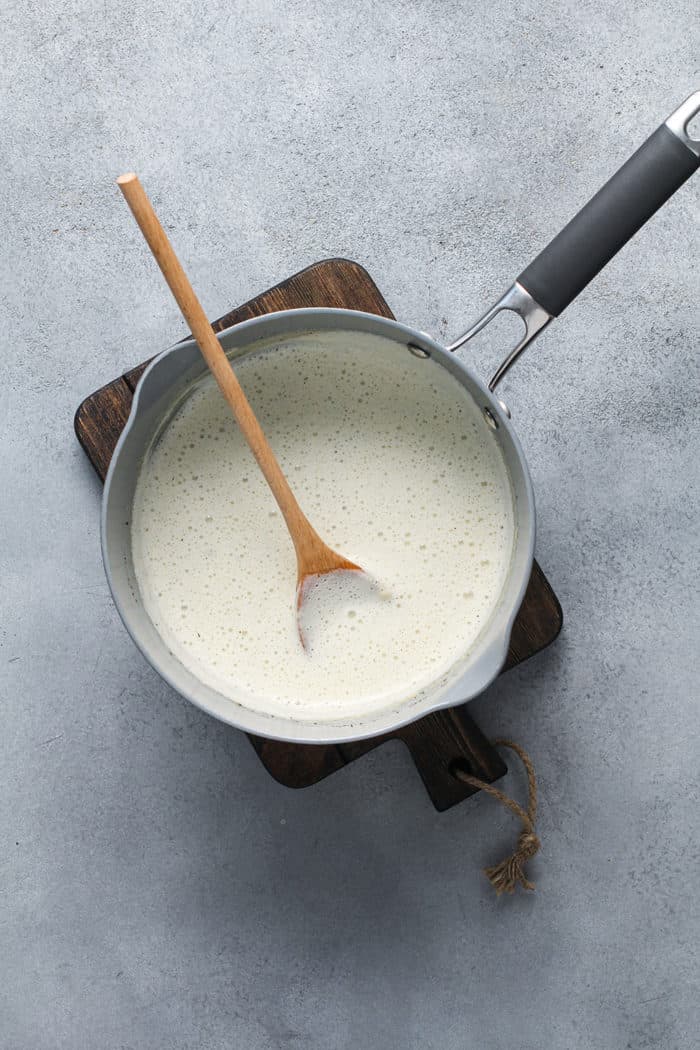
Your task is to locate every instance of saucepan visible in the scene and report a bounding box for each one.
[103,93,700,744]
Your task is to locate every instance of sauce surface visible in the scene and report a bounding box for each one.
[132,331,515,721]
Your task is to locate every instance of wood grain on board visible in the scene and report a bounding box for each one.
[75,258,562,811]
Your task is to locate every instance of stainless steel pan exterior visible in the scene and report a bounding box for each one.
[102,309,535,743]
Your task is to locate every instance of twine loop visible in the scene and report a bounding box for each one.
[452,739,540,896]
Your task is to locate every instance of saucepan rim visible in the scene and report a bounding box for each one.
[101,307,535,744]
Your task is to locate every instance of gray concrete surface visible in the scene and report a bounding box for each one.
[2,2,699,1047]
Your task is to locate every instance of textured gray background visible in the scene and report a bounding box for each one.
[2,1,699,1047]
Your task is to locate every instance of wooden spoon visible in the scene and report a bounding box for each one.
[116,173,363,638]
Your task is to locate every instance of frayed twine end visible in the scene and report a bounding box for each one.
[484,829,541,896]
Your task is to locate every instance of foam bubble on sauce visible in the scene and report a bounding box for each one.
[131,330,515,722]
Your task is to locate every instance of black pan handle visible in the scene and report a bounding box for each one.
[518,123,699,317]
[448,92,700,389]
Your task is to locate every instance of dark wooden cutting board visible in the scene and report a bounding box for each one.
[75,258,562,810]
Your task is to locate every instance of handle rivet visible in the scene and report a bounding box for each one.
[407,342,430,359]
[498,399,511,419]
[483,407,499,430]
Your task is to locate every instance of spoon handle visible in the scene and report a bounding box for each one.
[116,173,317,558]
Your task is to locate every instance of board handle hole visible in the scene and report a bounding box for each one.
[449,757,473,778]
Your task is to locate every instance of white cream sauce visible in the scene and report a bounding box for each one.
[131,331,515,721]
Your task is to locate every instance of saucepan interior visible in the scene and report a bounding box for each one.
[102,308,535,744]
